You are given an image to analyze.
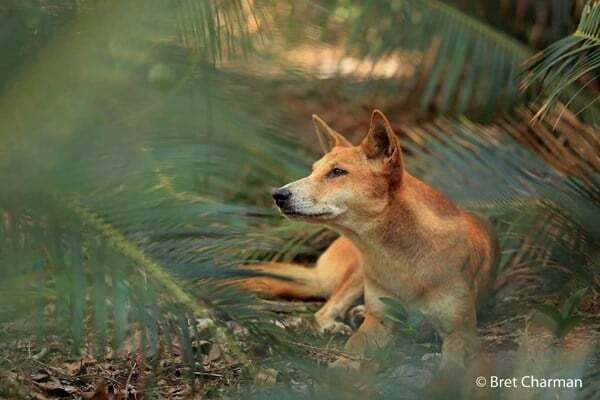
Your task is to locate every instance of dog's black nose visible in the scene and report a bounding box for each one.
[272,188,291,207]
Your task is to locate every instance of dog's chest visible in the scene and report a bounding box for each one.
[359,225,467,307]
[362,252,426,304]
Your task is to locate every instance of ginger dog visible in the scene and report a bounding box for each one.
[243,110,499,369]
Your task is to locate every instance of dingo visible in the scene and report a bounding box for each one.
[243,110,499,370]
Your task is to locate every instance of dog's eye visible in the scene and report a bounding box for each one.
[326,167,348,179]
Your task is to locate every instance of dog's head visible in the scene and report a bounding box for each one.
[272,109,404,230]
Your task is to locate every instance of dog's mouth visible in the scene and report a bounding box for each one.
[280,209,334,220]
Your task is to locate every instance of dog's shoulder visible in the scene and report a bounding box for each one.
[402,173,461,219]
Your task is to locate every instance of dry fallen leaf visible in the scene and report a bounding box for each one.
[89,380,123,400]
[34,378,78,397]
[206,344,222,362]
[30,372,49,381]
[255,368,278,385]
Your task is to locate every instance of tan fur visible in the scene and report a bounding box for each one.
[241,110,500,370]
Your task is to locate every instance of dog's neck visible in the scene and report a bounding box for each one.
[330,174,460,260]
[334,201,418,258]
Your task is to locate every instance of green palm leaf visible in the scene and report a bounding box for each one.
[343,0,531,119]
[522,0,600,125]
[444,0,583,48]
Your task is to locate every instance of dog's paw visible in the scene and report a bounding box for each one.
[328,356,361,373]
[317,319,353,336]
[327,357,379,395]
[347,305,366,329]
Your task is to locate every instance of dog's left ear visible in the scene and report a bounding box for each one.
[361,109,404,172]
[312,114,351,153]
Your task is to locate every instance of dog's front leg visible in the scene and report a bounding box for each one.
[315,268,363,334]
[425,287,480,370]
[427,293,486,397]
[440,328,480,370]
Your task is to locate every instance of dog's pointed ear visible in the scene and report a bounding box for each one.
[361,109,403,170]
[312,114,351,153]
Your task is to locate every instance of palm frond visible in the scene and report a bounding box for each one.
[342,0,531,119]
[522,0,600,126]
[0,0,314,386]
[173,0,268,63]
[504,106,600,189]
[446,0,584,49]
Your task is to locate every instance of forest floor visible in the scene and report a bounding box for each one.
[1,285,599,399]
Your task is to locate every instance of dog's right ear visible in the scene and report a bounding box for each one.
[312,114,351,153]
[361,109,404,180]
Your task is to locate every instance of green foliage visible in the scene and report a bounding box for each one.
[0,0,599,398]
[446,0,584,49]
[0,0,314,385]
[380,297,425,335]
[534,288,588,339]
[342,0,531,119]
[173,0,267,62]
[522,0,600,125]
